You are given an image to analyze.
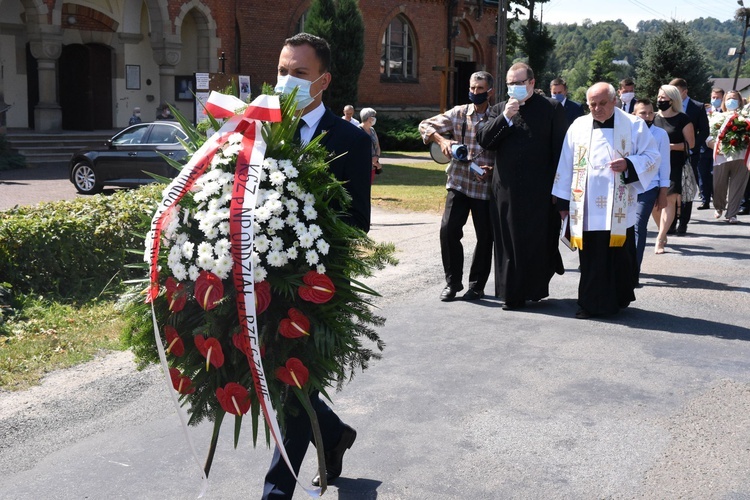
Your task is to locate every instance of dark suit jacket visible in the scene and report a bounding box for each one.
[616,99,636,114]
[684,97,710,152]
[563,99,584,126]
[313,108,372,232]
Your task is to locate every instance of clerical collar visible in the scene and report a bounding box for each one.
[593,114,615,129]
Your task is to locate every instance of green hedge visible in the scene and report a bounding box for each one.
[376,115,424,152]
[0,185,160,300]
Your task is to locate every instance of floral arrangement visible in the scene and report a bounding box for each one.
[123,89,394,485]
[709,110,750,159]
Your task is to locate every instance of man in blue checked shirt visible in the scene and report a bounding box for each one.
[419,71,496,302]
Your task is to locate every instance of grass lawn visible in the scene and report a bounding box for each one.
[373,157,447,213]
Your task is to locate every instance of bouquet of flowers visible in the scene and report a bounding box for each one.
[709,110,750,160]
[124,88,394,490]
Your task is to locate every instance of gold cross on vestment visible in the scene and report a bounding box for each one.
[614,208,626,223]
[596,196,608,209]
[571,209,581,225]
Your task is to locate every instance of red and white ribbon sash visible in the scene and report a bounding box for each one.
[146,92,319,497]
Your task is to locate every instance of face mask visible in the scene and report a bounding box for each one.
[711,98,723,109]
[726,99,740,111]
[552,93,565,103]
[656,100,671,112]
[620,92,635,103]
[507,85,528,101]
[469,91,489,105]
[275,73,325,110]
[134,112,141,117]
[370,117,377,126]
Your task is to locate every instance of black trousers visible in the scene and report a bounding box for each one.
[578,227,637,316]
[440,189,493,291]
[697,150,713,205]
[263,391,344,499]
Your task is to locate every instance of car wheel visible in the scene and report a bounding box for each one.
[72,162,102,194]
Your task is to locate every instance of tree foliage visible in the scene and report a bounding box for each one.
[587,40,618,87]
[304,0,365,113]
[635,22,712,101]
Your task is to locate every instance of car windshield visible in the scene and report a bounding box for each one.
[113,125,149,145]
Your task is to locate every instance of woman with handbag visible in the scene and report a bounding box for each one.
[706,90,750,224]
[652,85,695,254]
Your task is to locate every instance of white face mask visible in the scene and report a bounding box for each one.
[620,92,635,103]
[507,84,528,101]
[370,117,377,126]
[274,73,325,110]
[726,99,740,111]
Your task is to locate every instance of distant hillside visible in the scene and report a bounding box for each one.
[542,18,747,91]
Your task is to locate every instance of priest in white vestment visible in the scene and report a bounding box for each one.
[552,82,660,319]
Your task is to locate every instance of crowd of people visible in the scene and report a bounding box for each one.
[419,68,749,319]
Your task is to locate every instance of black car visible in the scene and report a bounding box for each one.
[69,122,189,194]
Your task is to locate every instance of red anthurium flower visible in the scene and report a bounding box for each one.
[279,308,311,338]
[194,335,225,370]
[216,382,251,415]
[298,271,335,304]
[164,325,185,356]
[194,271,224,311]
[169,368,195,394]
[275,358,309,389]
[255,280,271,314]
[165,277,187,312]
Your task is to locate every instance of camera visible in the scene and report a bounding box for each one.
[451,144,469,161]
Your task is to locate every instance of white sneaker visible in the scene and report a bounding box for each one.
[728,216,739,224]
[714,210,723,219]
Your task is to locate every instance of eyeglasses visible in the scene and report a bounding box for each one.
[506,78,529,86]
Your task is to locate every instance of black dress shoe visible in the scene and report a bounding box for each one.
[502,300,525,310]
[311,424,357,486]
[697,202,710,210]
[575,307,592,319]
[440,284,462,302]
[462,288,484,301]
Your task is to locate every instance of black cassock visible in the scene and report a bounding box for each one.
[476,92,567,303]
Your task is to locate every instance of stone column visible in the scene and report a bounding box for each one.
[152,40,182,107]
[29,32,63,132]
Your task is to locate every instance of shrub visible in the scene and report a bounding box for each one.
[0,185,161,300]
[376,115,425,152]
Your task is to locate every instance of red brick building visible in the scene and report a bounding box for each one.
[0,0,498,131]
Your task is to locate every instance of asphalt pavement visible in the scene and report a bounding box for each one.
[1,170,750,499]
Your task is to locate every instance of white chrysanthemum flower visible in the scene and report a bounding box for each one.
[172,263,188,281]
[188,265,200,281]
[214,238,231,256]
[316,264,326,274]
[228,132,244,145]
[182,241,195,260]
[255,206,272,222]
[214,254,233,279]
[267,190,282,201]
[223,141,243,158]
[220,191,233,205]
[269,217,285,231]
[280,160,298,178]
[218,221,230,235]
[316,239,330,255]
[197,253,214,270]
[253,221,262,233]
[175,233,189,246]
[278,159,293,170]
[267,250,286,267]
[217,208,230,220]
[285,213,300,227]
[294,222,308,237]
[286,247,298,260]
[263,158,279,171]
[308,224,322,239]
[266,199,284,216]
[298,232,314,248]
[254,234,270,253]
[305,250,319,266]
[252,251,262,266]
[254,266,268,282]
[303,193,316,205]
[303,204,317,220]
[219,171,235,186]
[197,241,214,257]
[287,181,301,196]
[270,237,285,251]
[285,198,300,213]
[207,198,221,211]
[269,170,286,186]
[204,226,219,240]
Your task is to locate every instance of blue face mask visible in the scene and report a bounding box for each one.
[507,84,528,101]
[726,99,740,111]
[711,98,723,109]
[552,93,565,103]
[275,73,325,110]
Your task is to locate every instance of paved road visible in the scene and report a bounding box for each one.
[1,167,750,499]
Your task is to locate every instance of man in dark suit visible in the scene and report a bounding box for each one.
[550,77,584,127]
[669,78,710,235]
[263,33,371,500]
[617,78,636,113]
